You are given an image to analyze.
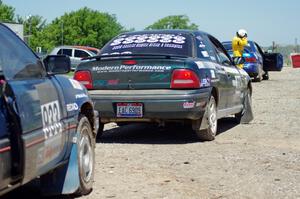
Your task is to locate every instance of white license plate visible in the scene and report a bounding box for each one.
[116,103,143,118]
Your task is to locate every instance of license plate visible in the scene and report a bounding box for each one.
[116,103,143,118]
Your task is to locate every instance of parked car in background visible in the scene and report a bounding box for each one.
[222,41,284,82]
[0,23,98,197]
[74,46,100,55]
[75,29,255,141]
[50,45,97,70]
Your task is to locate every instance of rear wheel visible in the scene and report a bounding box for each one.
[75,115,95,196]
[262,71,269,80]
[253,72,262,82]
[193,95,217,141]
[253,66,263,82]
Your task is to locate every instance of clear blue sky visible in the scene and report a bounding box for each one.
[3,0,300,46]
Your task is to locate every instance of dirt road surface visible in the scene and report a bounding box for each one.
[3,67,300,199]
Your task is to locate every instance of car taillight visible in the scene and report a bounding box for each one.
[74,71,93,89]
[245,57,257,63]
[171,69,200,89]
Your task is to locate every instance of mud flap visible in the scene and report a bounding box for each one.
[41,132,80,196]
[239,92,254,124]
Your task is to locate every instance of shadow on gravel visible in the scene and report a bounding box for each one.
[97,117,239,145]
[1,180,76,199]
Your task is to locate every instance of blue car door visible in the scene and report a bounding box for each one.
[0,24,69,184]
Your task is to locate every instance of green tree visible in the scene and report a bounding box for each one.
[146,15,198,30]
[0,0,15,22]
[17,15,46,50]
[35,7,125,52]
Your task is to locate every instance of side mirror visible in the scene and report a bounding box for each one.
[233,57,246,65]
[43,55,71,74]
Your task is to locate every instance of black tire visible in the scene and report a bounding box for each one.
[253,73,262,82]
[262,71,269,80]
[75,115,95,196]
[235,88,254,124]
[193,95,217,141]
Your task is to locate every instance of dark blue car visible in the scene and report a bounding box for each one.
[0,23,98,197]
[222,41,269,82]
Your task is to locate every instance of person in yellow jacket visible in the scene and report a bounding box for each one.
[232,29,248,69]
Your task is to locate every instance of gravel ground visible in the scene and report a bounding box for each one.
[3,67,300,199]
[84,66,300,199]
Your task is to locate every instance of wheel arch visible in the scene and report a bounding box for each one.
[211,86,219,106]
[79,102,96,137]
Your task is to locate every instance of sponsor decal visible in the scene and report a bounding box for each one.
[108,34,187,51]
[41,101,62,139]
[195,61,205,69]
[201,78,211,87]
[210,56,217,61]
[75,93,88,99]
[69,79,83,90]
[198,41,206,48]
[201,51,210,57]
[66,103,79,112]
[110,34,186,46]
[183,101,195,109]
[92,65,172,73]
[196,36,203,41]
[210,70,216,78]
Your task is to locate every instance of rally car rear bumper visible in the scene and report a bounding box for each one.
[88,88,211,123]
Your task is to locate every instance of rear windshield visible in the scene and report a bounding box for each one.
[101,33,193,57]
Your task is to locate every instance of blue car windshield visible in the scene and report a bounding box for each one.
[101,33,193,57]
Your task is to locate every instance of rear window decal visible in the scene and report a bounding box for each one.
[110,34,186,50]
[201,51,209,57]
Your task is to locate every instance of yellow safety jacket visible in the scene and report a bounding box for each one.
[232,36,248,69]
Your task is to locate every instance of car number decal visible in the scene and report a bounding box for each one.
[41,100,63,139]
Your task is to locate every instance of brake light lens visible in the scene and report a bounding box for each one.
[74,71,93,89]
[171,69,200,89]
[245,57,257,63]
[122,60,137,65]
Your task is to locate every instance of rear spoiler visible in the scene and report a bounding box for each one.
[82,53,189,61]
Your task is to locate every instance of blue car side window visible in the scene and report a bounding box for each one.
[0,24,46,80]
